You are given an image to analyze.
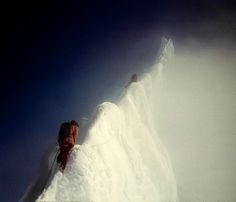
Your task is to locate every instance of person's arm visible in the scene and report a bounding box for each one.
[63,136,75,148]
[63,125,78,147]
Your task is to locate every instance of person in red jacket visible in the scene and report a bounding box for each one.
[57,120,79,171]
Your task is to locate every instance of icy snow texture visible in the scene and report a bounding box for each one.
[36,39,177,202]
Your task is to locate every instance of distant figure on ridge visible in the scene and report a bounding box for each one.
[57,120,79,171]
[126,73,138,88]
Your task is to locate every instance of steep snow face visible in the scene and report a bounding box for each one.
[36,39,177,202]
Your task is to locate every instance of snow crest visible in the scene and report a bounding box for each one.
[36,38,177,202]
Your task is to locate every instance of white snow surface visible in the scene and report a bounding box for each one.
[35,39,177,202]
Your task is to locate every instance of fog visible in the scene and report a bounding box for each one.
[154,42,236,201]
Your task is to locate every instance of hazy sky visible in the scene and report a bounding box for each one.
[155,45,236,201]
[1,1,236,201]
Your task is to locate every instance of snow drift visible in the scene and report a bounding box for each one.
[22,38,177,202]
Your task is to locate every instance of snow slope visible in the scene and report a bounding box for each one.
[24,38,177,202]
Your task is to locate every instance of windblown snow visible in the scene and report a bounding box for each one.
[22,39,178,202]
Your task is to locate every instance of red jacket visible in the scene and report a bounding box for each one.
[58,125,78,148]
[57,125,79,170]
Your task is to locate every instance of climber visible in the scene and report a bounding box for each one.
[125,73,138,88]
[57,120,79,171]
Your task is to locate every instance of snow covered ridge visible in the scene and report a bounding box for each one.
[23,38,177,202]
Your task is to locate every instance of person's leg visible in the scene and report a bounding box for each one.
[57,147,71,171]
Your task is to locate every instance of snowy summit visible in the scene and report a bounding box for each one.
[21,38,177,202]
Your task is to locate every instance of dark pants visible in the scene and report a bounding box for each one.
[57,146,72,170]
